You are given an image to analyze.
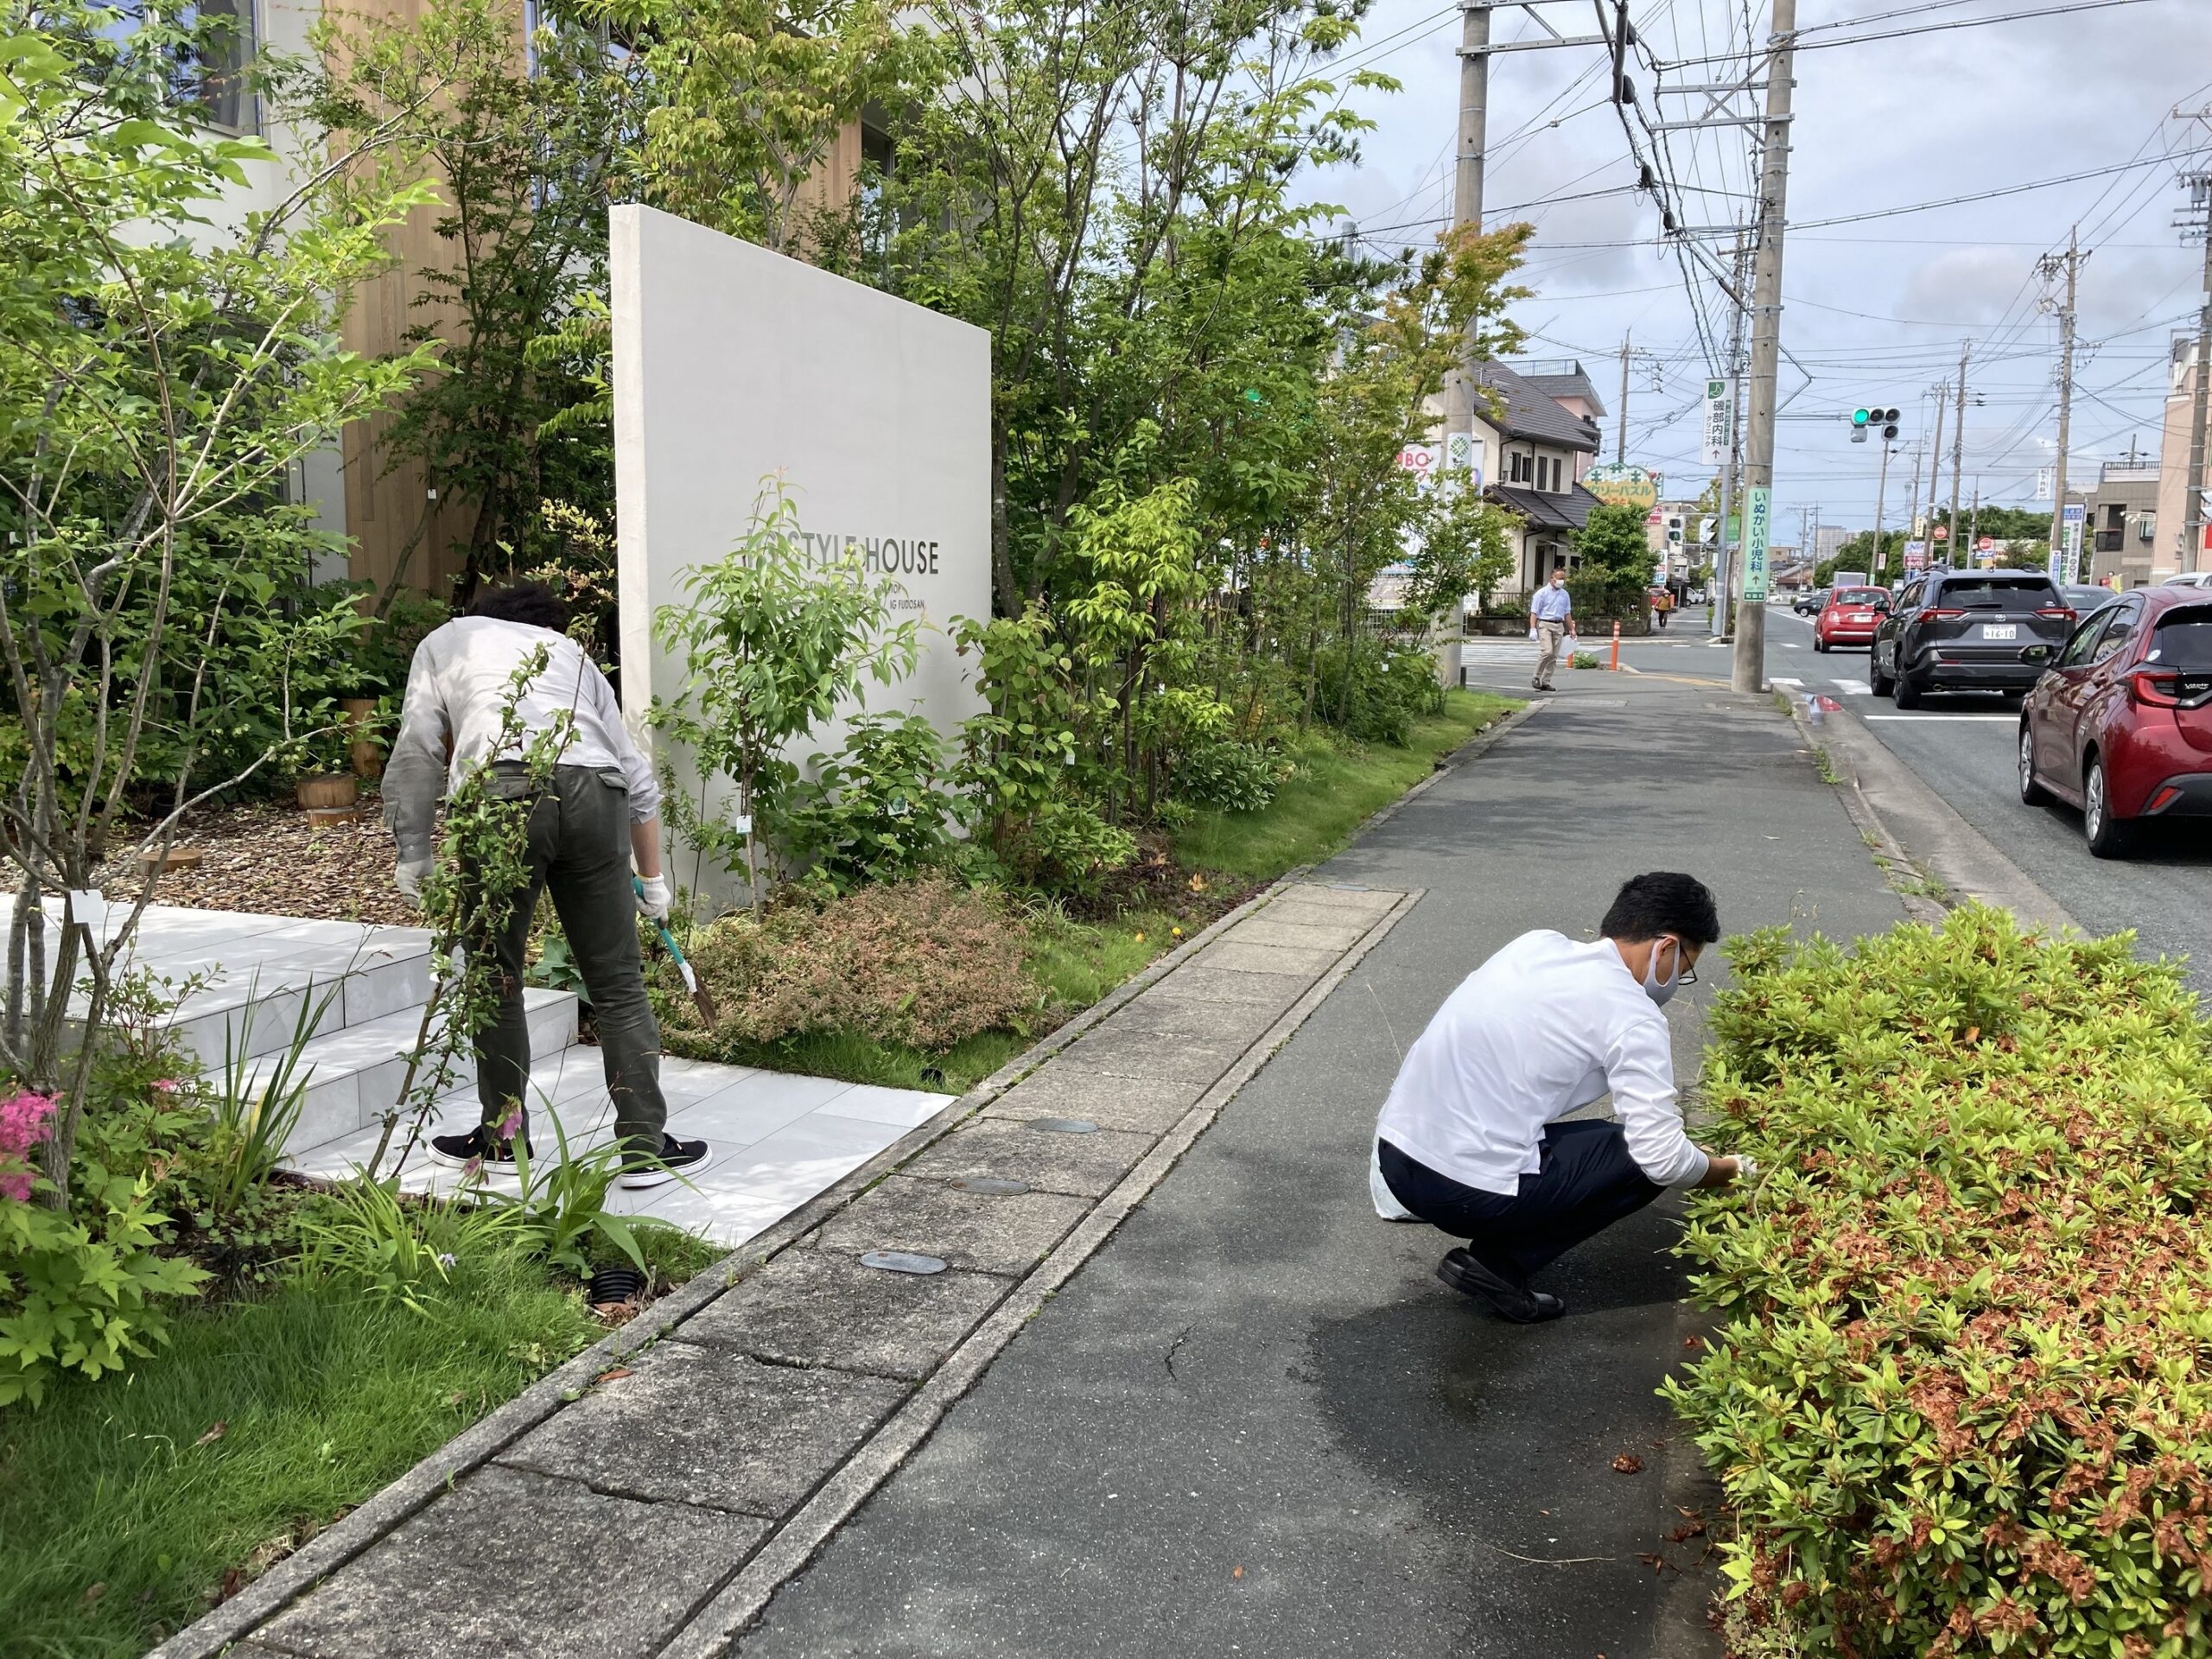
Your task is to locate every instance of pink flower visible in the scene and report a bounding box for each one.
[494,1108,524,1145]
[0,1091,56,1160]
[0,1091,54,1206]
[151,1078,181,1094]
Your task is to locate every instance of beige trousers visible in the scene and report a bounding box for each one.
[1534,620,1569,685]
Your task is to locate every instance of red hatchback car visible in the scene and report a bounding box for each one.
[2018,588,2212,856]
[1814,586,1890,651]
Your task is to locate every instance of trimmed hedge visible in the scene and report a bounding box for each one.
[1669,907,2212,1658]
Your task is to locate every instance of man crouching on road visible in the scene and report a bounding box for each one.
[1371,871,1747,1323]
[383,581,709,1190]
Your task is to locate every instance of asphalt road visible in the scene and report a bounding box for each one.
[1761,604,2212,990]
[739,677,1905,1659]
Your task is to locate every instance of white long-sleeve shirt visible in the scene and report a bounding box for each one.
[1374,929,1709,1198]
[381,618,659,862]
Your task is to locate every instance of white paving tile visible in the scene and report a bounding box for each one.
[661,1073,854,1161]
[817,1082,955,1130]
[620,1109,902,1243]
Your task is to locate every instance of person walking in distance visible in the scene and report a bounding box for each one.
[1369,872,1749,1323]
[1529,568,1575,690]
[383,580,709,1189]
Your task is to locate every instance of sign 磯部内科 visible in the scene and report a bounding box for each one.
[1700,379,1734,467]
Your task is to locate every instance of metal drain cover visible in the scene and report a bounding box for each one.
[860,1251,947,1274]
[948,1176,1031,1195]
[1025,1116,1098,1135]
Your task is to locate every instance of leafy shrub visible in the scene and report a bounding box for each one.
[1310,641,1445,747]
[785,714,961,893]
[999,798,1139,901]
[1172,739,1280,814]
[2,1090,211,1407]
[673,876,1039,1051]
[1669,907,2212,1658]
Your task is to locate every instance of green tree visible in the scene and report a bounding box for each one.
[0,0,431,1182]
[650,481,918,909]
[311,0,644,601]
[1573,500,1657,584]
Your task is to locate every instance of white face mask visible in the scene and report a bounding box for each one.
[1642,937,1682,1007]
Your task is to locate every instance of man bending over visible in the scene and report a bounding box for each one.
[1372,871,1745,1323]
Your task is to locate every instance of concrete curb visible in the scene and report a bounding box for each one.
[658,888,1425,1656]
[155,708,1521,1659]
[1782,694,2075,931]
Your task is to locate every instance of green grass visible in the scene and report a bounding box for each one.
[0,1253,602,1657]
[1174,690,1518,880]
[698,905,1183,1096]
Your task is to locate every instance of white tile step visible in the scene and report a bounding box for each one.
[244,988,579,1153]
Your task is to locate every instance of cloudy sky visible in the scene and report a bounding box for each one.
[1297,0,2212,547]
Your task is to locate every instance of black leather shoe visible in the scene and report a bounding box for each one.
[1437,1248,1566,1323]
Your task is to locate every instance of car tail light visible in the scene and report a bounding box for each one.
[2129,668,2183,709]
[1924,607,1966,620]
[2148,785,2182,813]
[2036,607,2076,622]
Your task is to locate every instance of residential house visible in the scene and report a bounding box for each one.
[2075,462,2159,588]
[1512,360,1607,481]
[2156,334,2209,582]
[1467,362,1606,598]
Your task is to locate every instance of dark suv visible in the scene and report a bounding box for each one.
[1870,569,2077,709]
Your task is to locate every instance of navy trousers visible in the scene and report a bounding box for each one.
[1379,1121,1665,1285]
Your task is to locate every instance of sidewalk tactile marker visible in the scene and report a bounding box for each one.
[948,1176,1031,1195]
[1026,1117,1098,1135]
[860,1251,947,1275]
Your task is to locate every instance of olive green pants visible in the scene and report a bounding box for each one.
[474,764,666,1156]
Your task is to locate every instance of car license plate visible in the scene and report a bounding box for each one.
[1980,623,2018,641]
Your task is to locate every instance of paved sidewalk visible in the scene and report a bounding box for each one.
[734,678,1909,1659]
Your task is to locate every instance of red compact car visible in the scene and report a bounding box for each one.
[2018,588,2212,856]
[1813,586,1890,652]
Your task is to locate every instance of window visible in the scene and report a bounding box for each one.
[2088,596,2143,664]
[2057,614,2104,668]
[2147,606,2212,669]
[1508,452,1531,485]
[1930,575,2062,610]
[92,0,255,131]
[1899,581,1926,611]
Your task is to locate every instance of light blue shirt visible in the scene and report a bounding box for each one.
[1530,584,1573,621]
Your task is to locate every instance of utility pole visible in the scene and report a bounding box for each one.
[2179,168,2212,575]
[1439,0,1492,452]
[1924,384,1948,537]
[1731,0,1797,694]
[1616,334,1632,463]
[1713,237,1751,638]
[1904,435,1925,551]
[1947,341,1971,561]
[1872,436,1894,580]
[2038,228,2083,582]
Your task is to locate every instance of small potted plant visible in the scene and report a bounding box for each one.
[292,724,359,813]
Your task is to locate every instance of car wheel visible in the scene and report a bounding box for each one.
[2084,756,2133,858]
[2018,722,2049,805]
[1814,637,1828,653]
[1893,674,1922,710]
[1869,650,1893,697]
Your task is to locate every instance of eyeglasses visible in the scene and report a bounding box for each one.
[1663,937,1700,985]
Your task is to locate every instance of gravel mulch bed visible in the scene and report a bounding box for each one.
[103,798,416,926]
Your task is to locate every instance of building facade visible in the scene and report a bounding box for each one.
[1468,362,1606,598]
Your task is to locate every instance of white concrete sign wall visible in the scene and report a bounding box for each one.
[611,204,991,909]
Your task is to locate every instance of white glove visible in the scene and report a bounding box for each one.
[394,859,433,907]
[1733,1154,1760,1185]
[635,874,672,921]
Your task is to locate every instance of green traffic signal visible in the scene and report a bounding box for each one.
[1852,408,1871,427]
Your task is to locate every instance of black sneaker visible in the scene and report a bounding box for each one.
[1437,1247,1565,1323]
[429,1124,532,1172]
[618,1134,709,1190]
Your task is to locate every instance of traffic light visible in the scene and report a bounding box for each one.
[1851,404,1900,443]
